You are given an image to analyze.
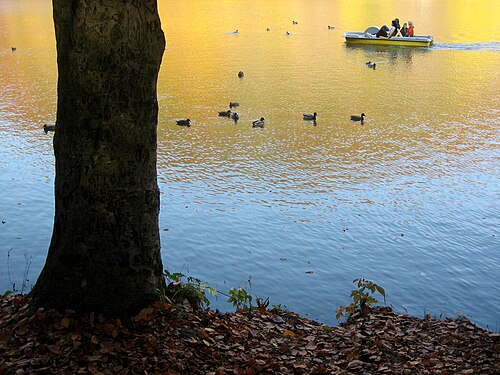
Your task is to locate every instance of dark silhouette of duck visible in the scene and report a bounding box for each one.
[218,110,232,117]
[11,47,17,52]
[303,112,317,121]
[328,26,335,29]
[350,113,366,124]
[292,21,298,25]
[367,62,376,69]
[176,119,191,127]
[229,102,240,108]
[238,71,244,78]
[43,124,55,133]
[252,117,265,128]
[231,112,239,123]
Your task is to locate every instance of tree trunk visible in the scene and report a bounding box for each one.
[32,0,166,316]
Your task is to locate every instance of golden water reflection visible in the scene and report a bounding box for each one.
[1,0,499,226]
[1,0,498,229]
[153,0,499,185]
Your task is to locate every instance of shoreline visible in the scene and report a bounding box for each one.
[1,295,498,374]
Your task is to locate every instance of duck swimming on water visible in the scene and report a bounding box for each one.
[350,113,366,124]
[218,110,232,117]
[176,119,191,127]
[303,112,317,121]
[229,102,240,108]
[231,112,239,123]
[43,124,55,133]
[252,117,265,128]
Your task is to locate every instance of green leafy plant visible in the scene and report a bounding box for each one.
[336,278,386,320]
[227,287,253,311]
[0,290,13,300]
[227,291,270,314]
[163,270,217,309]
[162,271,271,314]
[225,276,270,313]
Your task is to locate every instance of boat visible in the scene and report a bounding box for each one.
[344,27,433,47]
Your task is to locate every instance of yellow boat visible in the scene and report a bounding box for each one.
[344,27,433,47]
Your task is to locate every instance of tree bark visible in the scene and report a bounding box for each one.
[32,0,166,316]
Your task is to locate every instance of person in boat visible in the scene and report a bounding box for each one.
[375,25,390,38]
[392,18,401,36]
[400,22,408,37]
[376,19,398,38]
[407,20,414,37]
[394,18,401,32]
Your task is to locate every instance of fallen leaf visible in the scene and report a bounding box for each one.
[61,317,70,328]
[132,307,154,322]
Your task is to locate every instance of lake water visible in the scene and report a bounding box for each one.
[1,0,499,330]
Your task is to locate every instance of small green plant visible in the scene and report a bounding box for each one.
[163,270,217,309]
[0,290,13,300]
[227,287,253,311]
[225,276,269,312]
[162,271,271,314]
[336,278,386,320]
[319,324,332,333]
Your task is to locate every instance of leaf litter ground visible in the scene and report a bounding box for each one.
[0,296,498,374]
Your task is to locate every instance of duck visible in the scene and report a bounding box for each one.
[218,110,232,117]
[328,26,335,29]
[11,47,17,52]
[266,28,270,31]
[238,71,244,78]
[43,124,55,133]
[252,117,265,128]
[365,61,372,65]
[234,30,239,34]
[350,113,366,124]
[176,119,191,127]
[367,62,376,69]
[286,31,291,36]
[292,21,298,25]
[231,112,239,123]
[229,102,240,108]
[303,112,317,121]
